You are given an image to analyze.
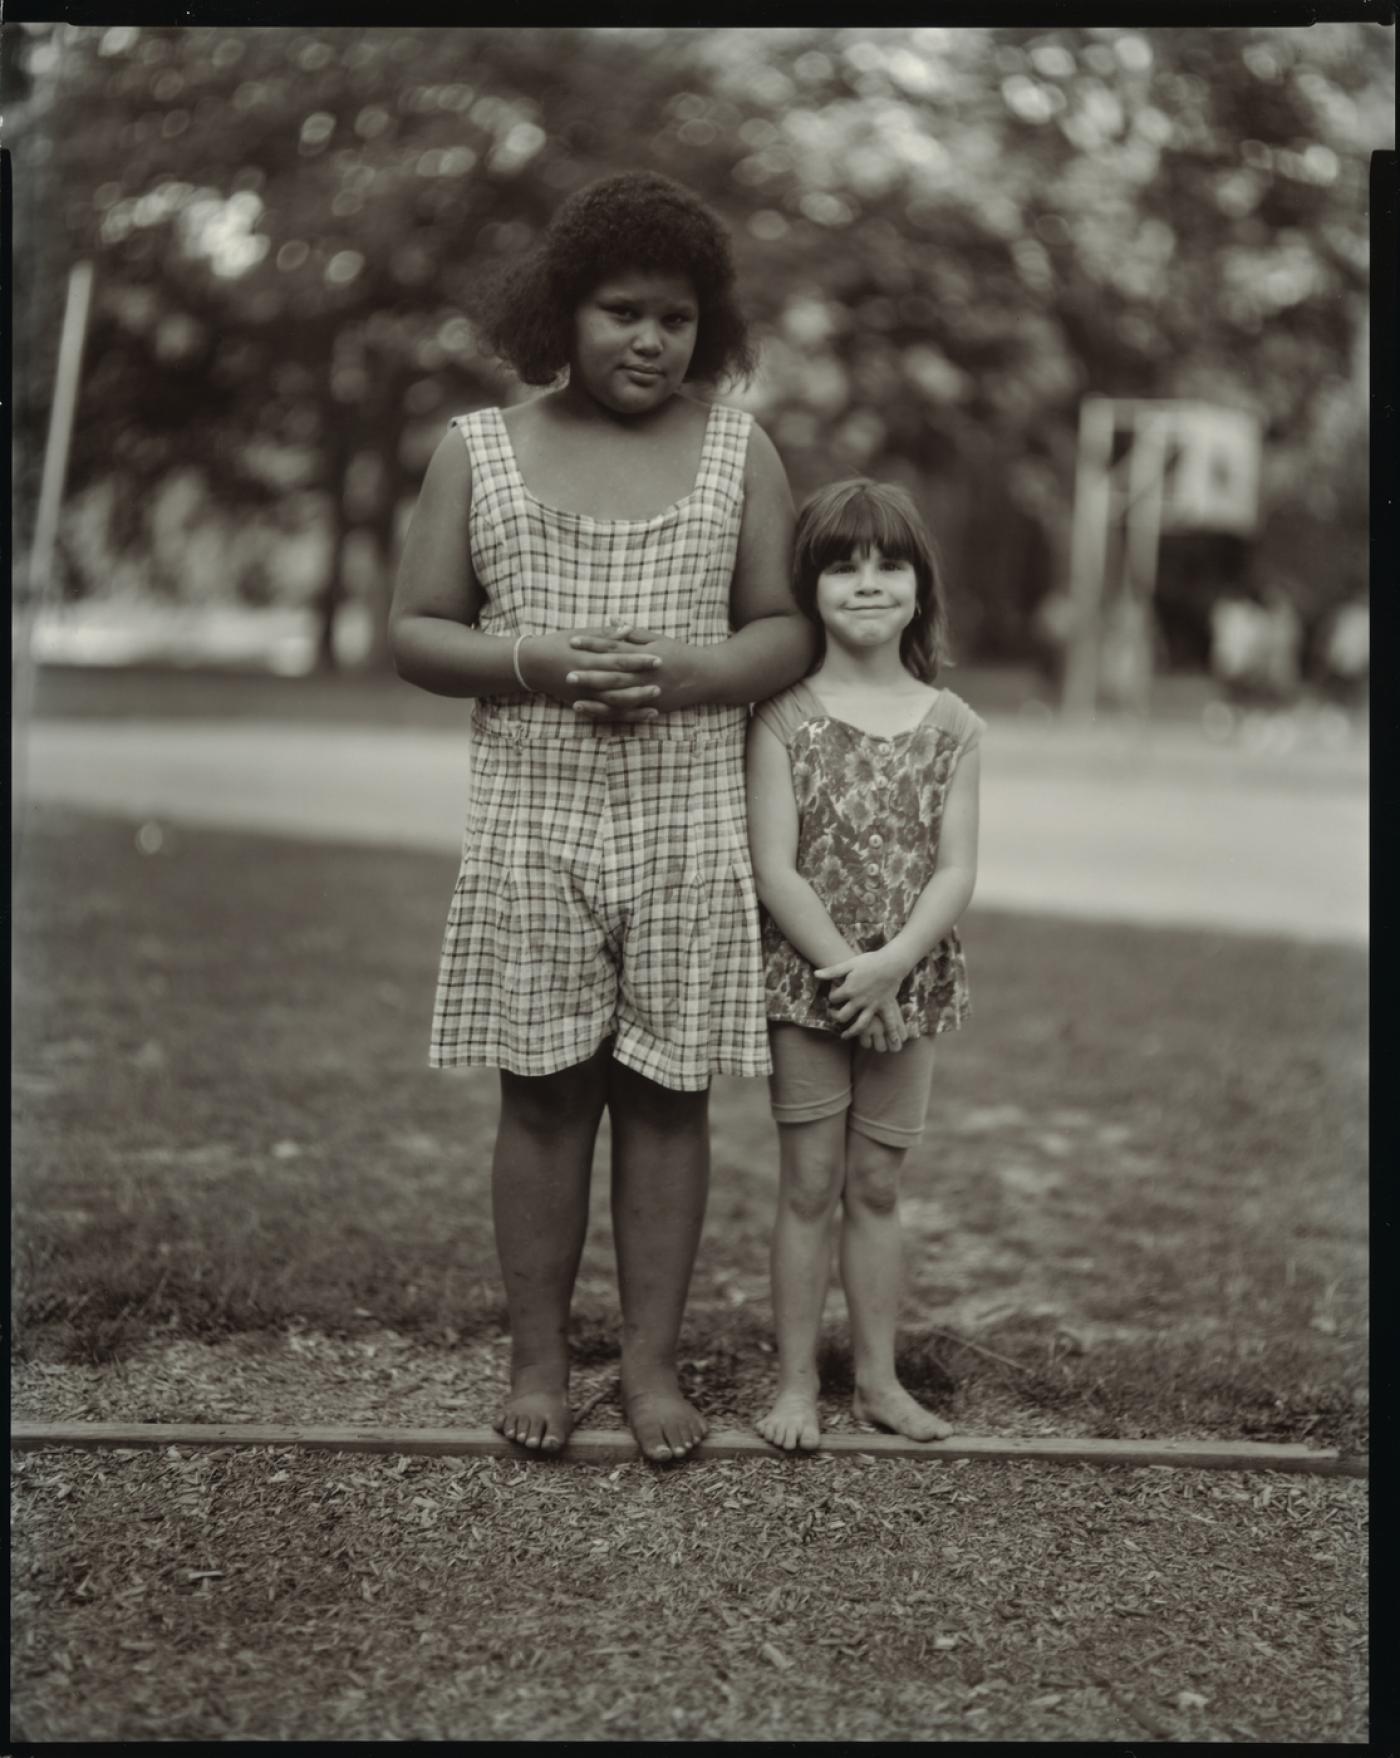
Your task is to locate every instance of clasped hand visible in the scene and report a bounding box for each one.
[518,625,700,721]
[813,946,911,1053]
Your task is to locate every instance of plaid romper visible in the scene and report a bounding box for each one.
[428,401,771,1092]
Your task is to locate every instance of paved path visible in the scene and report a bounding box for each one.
[17,718,1367,943]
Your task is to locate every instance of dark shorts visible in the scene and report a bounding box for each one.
[767,1022,937,1149]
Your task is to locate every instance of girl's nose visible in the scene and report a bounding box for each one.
[632,322,663,355]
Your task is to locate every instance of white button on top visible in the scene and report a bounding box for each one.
[865,862,881,877]
[869,833,883,848]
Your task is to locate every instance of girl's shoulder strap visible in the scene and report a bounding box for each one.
[753,680,816,747]
[696,400,753,492]
[448,407,512,477]
[929,688,989,753]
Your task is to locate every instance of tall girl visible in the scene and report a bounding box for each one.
[390,172,812,1462]
[746,479,985,1451]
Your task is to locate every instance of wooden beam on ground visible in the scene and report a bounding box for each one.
[8,1421,1365,1477]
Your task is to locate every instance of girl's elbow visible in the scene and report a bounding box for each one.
[389,613,426,684]
[749,860,785,911]
[784,613,819,671]
[388,619,412,680]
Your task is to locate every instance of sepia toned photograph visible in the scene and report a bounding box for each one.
[9,18,1382,1743]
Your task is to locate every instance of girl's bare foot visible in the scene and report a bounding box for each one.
[622,1372,707,1463]
[494,1371,573,1454]
[852,1383,954,1442]
[755,1389,822,1452]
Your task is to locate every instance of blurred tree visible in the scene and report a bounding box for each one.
[12,24,680,666]
[9,22,1390,670]
[644,24,1385,657]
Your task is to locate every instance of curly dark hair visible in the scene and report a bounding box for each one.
[471,171,757,387]
[793,478,954,683]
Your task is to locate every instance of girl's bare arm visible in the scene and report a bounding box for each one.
[713,422,816,702]
[814,747,979,1043]
[389,432,661,711]
[745,718,855,971]
[881,748,982,970]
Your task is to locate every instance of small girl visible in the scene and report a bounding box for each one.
[745,479,985,1451]
[390,171,812,1463]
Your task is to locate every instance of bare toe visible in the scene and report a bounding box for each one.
[757,1392,821,1452]
[624,1383,704,1464]
[853,1385,953,1442]
[498,1388,573,1454]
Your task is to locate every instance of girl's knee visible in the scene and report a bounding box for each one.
[844,1134,906,1215]
[779,1126,845,1221]
[609,1060,709,1131]
[501,1058,608,1133]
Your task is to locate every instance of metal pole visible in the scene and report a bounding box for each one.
[1061,396,1116,721]
[12,259,95,843]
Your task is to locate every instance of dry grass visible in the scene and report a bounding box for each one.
[11,803,1368,1450]
[10,1442,1366,1743]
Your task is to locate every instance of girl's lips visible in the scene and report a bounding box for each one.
[622,365,663,379]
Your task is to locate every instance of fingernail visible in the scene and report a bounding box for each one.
[566,673,578,684]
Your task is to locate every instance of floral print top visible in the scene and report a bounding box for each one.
[754,679,987,1040]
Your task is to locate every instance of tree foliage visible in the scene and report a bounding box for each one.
[9,22,1391,666]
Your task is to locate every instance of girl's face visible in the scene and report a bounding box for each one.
[815,544,919,653]
[570,271,699,414]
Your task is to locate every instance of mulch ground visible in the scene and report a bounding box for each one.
[10,1442,1367,1743]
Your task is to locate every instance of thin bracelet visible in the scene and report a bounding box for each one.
[512,633,534,693]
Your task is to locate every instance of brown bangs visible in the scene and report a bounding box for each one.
[796,484,927,580]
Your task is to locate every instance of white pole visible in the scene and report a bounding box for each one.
[1123,407,1168,720]
[12,259,95,846]
[1062,396,1115,721]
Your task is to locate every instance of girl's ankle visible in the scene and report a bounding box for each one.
[510,1357,571,1391]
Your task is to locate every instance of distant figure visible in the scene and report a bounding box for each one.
[746,479,983,1452]
[1210,587,1300,708]
[390,172,813,1461]
[1320,596,1369,707]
